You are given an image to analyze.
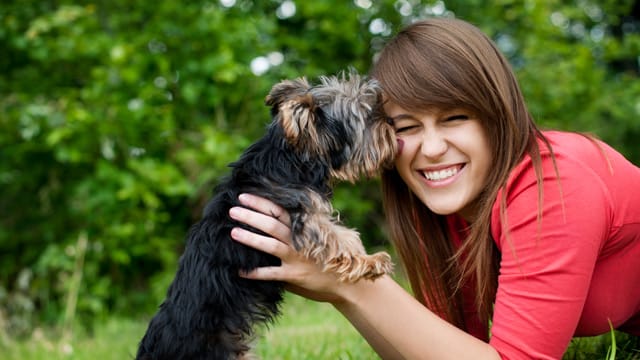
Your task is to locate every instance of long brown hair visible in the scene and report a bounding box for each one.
[370,18,549,332]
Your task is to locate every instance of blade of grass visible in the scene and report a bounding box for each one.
[607,319,616,360]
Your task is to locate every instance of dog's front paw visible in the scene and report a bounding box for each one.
[325,251,393,283]
[360,251,394,280]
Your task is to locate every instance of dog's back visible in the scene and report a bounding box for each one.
[136,146,290,359]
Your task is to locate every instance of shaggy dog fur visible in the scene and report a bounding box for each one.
[135,71,396,359]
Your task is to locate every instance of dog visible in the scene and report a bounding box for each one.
[135,71,396,360]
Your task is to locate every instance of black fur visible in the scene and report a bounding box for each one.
[136,127,326,359]
[135,73,390,360]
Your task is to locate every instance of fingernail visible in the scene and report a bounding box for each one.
[238,193,250,204]
[230,227,243,240]
[229,207,241,219]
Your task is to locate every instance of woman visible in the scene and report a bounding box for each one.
[228,18,640,359]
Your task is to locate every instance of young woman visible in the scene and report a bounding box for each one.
[228,17,640,359]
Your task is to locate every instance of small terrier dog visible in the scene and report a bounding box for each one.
[135,71,396,359]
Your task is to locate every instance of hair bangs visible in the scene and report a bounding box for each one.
[373,27,483,116]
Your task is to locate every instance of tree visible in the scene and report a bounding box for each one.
[1,0,637,333]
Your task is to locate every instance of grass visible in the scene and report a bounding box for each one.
[0,318,143,360]
[0,294,378,360]
[254,294,378,359]
[1,294,637,359]
[564,330,640,360]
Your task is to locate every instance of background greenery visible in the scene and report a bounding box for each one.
[1,0,639,357]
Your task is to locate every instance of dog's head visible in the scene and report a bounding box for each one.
[265,70,397,182]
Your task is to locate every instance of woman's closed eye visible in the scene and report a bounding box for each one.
[395,125,418,133]
[444,114,470,122]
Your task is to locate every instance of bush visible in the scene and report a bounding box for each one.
[1,0,638,335]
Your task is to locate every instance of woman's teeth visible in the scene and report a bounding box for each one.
[423,166,459,181]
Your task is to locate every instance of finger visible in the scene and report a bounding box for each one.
[238,193,291,226]
[239,266,289,281]
[229,206,291,243]
[230,227,290,258]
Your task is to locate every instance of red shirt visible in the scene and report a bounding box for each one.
[448,131,640,359]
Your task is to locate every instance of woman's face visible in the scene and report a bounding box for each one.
[385,101,492,221]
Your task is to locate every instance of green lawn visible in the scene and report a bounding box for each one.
[254,294,378,359]
[1,294,637,359]
[0,294,378,360]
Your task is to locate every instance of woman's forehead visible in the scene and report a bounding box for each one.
[383,99,469,117]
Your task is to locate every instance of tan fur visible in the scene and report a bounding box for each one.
[331,119,397,182]
[280,98,325,157]
[297,191,393,282]
[271,72,396,282]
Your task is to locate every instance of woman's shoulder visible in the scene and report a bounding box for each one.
[537,130,638,170]
[507,130,637,191]
[491,130,640,243]
[490,131,610,240]
[537,130,615,169]
[499,131,602,199]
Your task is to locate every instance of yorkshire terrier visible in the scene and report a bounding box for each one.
[135,71,396,359]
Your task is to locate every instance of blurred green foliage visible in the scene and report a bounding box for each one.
[1,0,638,336]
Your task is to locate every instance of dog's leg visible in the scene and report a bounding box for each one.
[292,191,393,282]
[318,224,393,282]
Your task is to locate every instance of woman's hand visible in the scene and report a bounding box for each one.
[228,193,347,304]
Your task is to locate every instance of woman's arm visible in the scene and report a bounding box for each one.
[333,275,499,360]
[229,193,500,360]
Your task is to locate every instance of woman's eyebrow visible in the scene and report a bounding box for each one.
[388,113,415,121]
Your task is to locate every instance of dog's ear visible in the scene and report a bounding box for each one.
[267,78,321,151]
[265,77,312,108]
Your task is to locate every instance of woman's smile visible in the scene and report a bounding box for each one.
[420,163,465,184]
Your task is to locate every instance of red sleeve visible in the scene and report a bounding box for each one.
[488,152,612,359]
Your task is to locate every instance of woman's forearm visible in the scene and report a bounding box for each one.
[333,275,501,360]
[333,289,405,360]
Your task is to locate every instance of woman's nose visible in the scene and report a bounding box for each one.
[421,130,448,158]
